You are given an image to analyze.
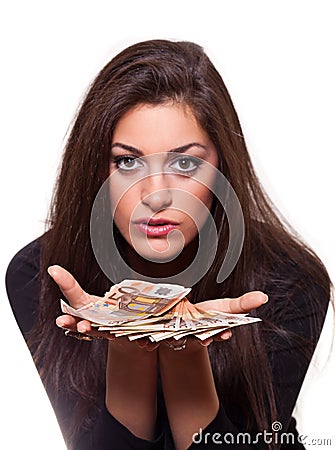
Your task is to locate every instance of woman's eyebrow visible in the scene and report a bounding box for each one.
[168,143,208,154]
[111,143,143,155]
[111,142,207,155]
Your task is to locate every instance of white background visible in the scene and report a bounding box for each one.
[0,1,334,449]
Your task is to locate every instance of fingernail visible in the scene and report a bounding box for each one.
[77,324,87,333]
[200,338,213,346]
[47,266,58,277]
[221,332,232,340]
[263,294,269,304]
[56,317,66,327]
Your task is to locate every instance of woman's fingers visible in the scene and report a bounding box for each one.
[56,315,93,333]
[197,290,268,314]
[229,291,268,313]
[76,320,92,333]
[48,265,89,308]
[56,314,79,330]
[225,291,268,314]
[213,330,233,342]
[198,329,233,346]
[57,314,115,340]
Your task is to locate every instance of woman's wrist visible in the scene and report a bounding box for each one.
[107,337,158,358]
[105,338,158,440]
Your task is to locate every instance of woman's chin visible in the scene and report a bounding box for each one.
[131,239,185,264]
[125,228,188,264]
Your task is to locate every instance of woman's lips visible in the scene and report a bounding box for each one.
[133,217,178,237]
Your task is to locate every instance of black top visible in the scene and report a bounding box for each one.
[5,239,329,449]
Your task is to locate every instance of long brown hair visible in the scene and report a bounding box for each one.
[29,40,331,448]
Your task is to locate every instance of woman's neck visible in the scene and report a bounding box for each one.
[123,239,198,284]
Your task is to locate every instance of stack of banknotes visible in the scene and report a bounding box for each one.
[61,279,261,342]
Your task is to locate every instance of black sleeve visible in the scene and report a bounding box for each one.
[5,238,41,338]
[75,404,165,450]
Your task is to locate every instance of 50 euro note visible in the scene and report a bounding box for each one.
[143,306,261,342]
[60,279,190,326]
[59,279,261,340]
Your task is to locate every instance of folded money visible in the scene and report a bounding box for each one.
[60,279,261,342]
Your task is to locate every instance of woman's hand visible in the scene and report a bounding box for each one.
[195,290,268,345]
[48,264,159,350]
[48,265,109,338]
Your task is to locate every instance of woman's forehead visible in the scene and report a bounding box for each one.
[112,103,212,155]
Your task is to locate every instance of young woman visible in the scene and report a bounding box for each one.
[6,40,331,450]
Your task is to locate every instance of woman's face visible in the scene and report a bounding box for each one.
[109,103,219,262]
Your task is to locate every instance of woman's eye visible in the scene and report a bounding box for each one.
[169,156,202,174]
[115,156,143,171]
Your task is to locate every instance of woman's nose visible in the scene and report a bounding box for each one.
[141,174,173,212]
